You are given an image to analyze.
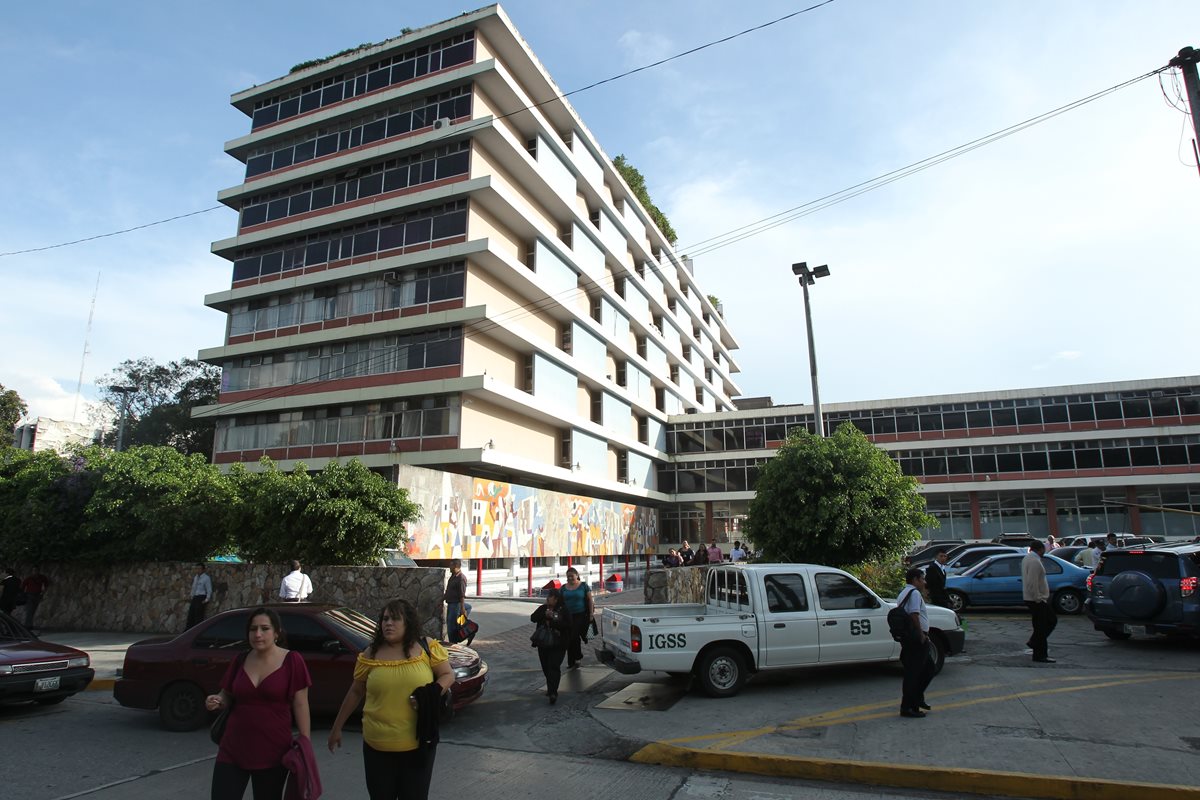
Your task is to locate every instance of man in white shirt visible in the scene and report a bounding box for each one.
[898,567,934,718]
[730,541,746,561]
[1022,540,1057,663]
[279,560,313,602]
[186,563,213,630]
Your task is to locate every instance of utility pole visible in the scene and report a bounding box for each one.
[791,262,831,437]
[1169,46,1200,176]
[113,386,135,451]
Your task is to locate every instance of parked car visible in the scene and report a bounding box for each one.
[378,548,419,567]
[908,540,1005,569]
[941,545,1025,575]
[114,604,487,731]
[945,553,1091,615]
[1061,534,1162,548]
[0,611,94,706]
[1048,545,1089,567]
[987,534,1043,550]
[902,540,963,565]
[1085,544,1200,640]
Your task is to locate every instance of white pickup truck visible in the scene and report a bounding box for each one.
[595,563,965,697]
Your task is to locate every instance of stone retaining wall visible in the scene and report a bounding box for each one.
[16,562,447,636]
[644,564,711,604]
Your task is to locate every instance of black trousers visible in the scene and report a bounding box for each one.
[567,616,588,664]
[1027,600,1058,660]
[210,761,287,800]
[900,637,935,712]
[538,644,566,695]
[186,596,208,630]
[362,741,436,800]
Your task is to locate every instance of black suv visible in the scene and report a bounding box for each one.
[1085,544,1200,640]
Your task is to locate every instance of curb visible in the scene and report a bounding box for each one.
[629,742,1200,800]
[87,678,115,692]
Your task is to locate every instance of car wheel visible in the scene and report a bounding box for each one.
[695,646,747,698]
[1103,628,1132,641]
[35,695,68,706]
[946,590,967,612]
[1110,571,1167,619]
[927,633,947,675]
[159,682,208,732]
[1053,589,1083,615]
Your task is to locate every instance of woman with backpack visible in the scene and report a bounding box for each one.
[530,588,573,704]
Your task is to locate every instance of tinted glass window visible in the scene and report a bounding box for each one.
[1016,406,1042,425]
[815,573,875,611]
[193,617,249,651]
[1095,401,1123,420]
[1042,404,1068,423]
[764,574,809,613]
[967,410,991,428]
[1022,451,1049,471]
[991,408,1016,426]
[279,614,336,653]
[1043,559,1063,575]
[978,558,1020,577]
[1099,553,1181,579]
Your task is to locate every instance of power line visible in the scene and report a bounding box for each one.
[678,67,1167,258]
[0,4,836,260]
[0,207,225,258]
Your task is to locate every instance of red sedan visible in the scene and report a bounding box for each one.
[0,611,94,706]
[114,604,487,731]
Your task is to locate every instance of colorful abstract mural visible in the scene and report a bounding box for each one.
[396,464,659,559]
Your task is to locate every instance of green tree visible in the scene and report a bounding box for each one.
[0,447,96,562]
[0,384,28,441]
[80,445,237,563]
[96,357,221,457]
[744,423,933,567]
[613,154,678,246]
[231,458,420,565]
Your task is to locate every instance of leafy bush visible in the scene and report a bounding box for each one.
[846,559,907,598]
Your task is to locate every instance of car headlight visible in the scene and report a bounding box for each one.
[0,665,12,675]
[68,656,90,668]
[453,666,471,679]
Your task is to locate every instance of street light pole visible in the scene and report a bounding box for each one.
[113,386,135,452]
[791,262,831,436]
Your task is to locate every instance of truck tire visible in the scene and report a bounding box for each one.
[696,646,747,698]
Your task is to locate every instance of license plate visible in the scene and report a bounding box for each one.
[34,676,61,692]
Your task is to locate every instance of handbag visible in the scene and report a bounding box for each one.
[210,651,248,745]
[530,623,559,648]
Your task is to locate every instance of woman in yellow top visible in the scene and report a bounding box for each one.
[328,598,454,800]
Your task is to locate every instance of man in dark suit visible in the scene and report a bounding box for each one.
[924,551,952,608]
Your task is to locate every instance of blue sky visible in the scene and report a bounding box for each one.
[3,1,1198,425]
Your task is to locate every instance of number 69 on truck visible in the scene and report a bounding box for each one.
[595,563,966,697]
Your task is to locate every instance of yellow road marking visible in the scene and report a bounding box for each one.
[668,672,1198,750]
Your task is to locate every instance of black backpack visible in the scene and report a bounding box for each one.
[888,587,919,643]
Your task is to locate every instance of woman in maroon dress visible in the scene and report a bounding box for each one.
[205,607,312,799]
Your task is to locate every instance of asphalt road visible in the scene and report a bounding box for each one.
[5,596,1200,799]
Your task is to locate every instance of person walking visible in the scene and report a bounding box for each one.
[678,541,695,565]
[187,563,213,630]
[278,560,313,602]
[706,540,723,563]
[21,567,50,629]
[730,541,746,561]
[443,559,468,642]
[0,566,20,616]
[898,567,935,718]
[924,551,952,608]
[560,567,593,669]
[205,608,312,799]
[1023,540,1058,663]
[328,598,454,800]
[530,588,572,704]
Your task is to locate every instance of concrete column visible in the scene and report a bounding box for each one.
[969,491,982,539]
[1046,489,1059,537]
[1126,486,1142,534]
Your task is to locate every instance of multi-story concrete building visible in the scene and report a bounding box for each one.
[662,376,1200,543]
[196,5,741,561]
